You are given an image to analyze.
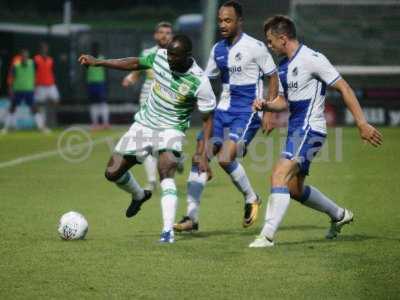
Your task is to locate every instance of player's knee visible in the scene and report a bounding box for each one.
[271,168,288,187]
[104,169,119,182]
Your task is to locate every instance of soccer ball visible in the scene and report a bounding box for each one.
[58,211,88,240]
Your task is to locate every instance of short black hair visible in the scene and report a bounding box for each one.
[221,0,243,18]
[155,21,172,32]
[264,15,297,39]
[171,34,192,53]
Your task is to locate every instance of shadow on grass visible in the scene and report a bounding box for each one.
[279,234,400,246]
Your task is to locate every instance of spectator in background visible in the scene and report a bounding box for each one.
[2,49,49,134]
[86,42,110,130]
[34,42,60,129]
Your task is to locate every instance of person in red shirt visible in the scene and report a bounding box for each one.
[33,42,60,129]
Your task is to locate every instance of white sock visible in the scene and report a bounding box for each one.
[90,104,100,125]
[225,161,257,203]
[34,113,45,129]
[3,113,16,129]
[261,187,291,240]
[299,186,344,221]
[144,155,158,184]
[115,171,144,200]
[100,102,109,125]
[186,165,208,222]
[160,178,178,232]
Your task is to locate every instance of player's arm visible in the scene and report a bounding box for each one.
[332,79,382,147]
[253,95,287,112]
[79,51,156,71]
[309,52,382,147]
[122,71,141,87]
[262,72,280,134]
[196,76,217,174]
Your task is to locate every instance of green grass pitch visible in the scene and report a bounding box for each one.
[0,127,399,299]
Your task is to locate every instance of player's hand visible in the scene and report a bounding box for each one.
[262,111,274,135]
[78,54,97,66]
[252,98,265,112]
[198,154,212,179]
[358,122,383,147]
[121,76,133,87]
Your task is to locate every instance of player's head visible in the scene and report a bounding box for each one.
[154,21,173,48]
[167,34,192,73]
[218,1,243,39]
[264,15,297,55]
[39,42,49,56]
[91,42,100,57]
[20,49,29,62]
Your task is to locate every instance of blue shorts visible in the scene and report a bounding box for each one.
[88,83,106,103]
[282,128,326,176]
[197,110,261,147]
[13,92,35,107]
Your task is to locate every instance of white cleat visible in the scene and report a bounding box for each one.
[326,208,354,239]
[249,235,274,248]
[1,128,8,135]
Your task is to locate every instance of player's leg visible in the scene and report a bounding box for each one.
[88,84,100,130]
[158,150,179,243]
[104,153,152,217]
[2,95,18,133]
[28,93,49,132]
[174,135,208,232]
[249,158,298,247]
[217,112,260,227]
[143,155,158,191]
[99,101,110,128]
[289,174,352,239]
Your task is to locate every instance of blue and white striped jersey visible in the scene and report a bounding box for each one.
[206,33,276,113]
[278,44,341,134]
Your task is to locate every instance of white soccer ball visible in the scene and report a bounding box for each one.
[58,211,88,240]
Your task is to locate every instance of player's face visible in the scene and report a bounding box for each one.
[155,27,173,49]
[167,41,189,72]
[266,30,285,55]
[218,7,242,39]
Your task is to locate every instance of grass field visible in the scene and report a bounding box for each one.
[0,127,399,299]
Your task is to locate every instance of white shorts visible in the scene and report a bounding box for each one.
[34,85,60,103]
[114,122,185,161]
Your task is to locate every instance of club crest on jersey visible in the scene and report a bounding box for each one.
[235,52,242,61]
[292,67,298,76]
[178,83,191,96]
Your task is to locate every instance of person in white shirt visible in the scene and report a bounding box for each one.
[174,1,280,232]
[249,15,383,248]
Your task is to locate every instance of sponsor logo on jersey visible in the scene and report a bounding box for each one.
[229,65,242,74]
[288,81,298,89]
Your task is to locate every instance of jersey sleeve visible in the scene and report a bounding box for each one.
[307,51,341,86]
[195,75,217,113]
[205,45,220,79]
[138,51,156,70]
[254,43,277,76]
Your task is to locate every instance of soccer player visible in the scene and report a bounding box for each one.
[79,35,216,243]
[2,49,47,134]
[86,42,110,130]
[34,42,60,129]
[174,0,279,232]
[249,15,383,248]
[122,22,173,191]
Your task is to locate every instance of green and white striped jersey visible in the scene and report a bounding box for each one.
[139,46,158,105]
[135,49,216,132]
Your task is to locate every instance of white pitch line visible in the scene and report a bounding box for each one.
[0,136,115,169]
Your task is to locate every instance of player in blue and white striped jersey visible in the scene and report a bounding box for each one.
[249,15,382,248]
[174,1,280,232]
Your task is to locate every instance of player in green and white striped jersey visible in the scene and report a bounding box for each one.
[121,22,173,191]
[79,35,216,243]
